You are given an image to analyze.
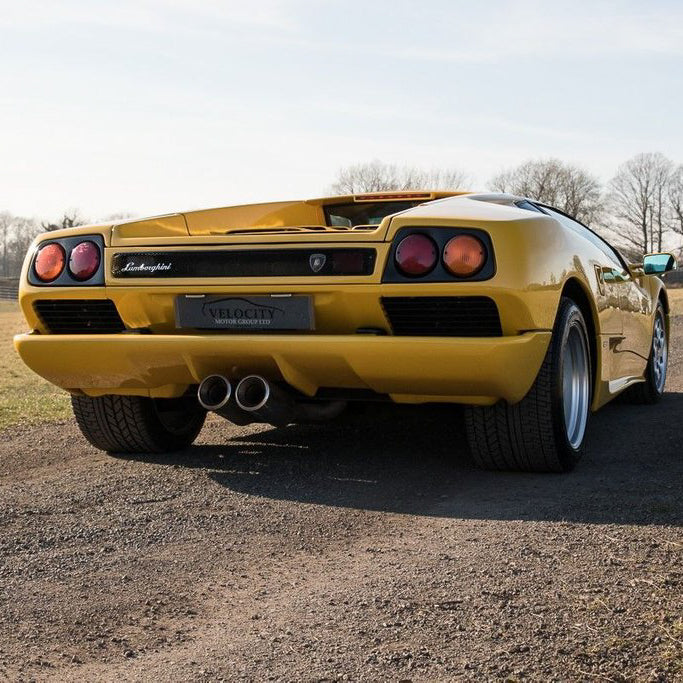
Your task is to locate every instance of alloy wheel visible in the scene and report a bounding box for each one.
[562,325,590,449]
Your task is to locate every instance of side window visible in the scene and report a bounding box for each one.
[515,200,547,214]
[541,206,625,270]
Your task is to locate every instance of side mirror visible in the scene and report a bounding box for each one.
[643,253,678,275]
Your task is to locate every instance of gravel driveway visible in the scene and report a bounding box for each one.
[1,318,681,681]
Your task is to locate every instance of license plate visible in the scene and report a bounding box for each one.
[175,295,313,331]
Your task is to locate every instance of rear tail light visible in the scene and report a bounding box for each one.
[34,243,66,282]
[395,234,438,276]
[443,235,487,277]
[68,241,101,281]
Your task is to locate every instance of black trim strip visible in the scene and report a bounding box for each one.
[111,249,376,278]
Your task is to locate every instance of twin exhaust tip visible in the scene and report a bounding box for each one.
[198,374,345,427]
[197,374,270,413]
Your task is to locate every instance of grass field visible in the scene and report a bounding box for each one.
[0,301,71,430]
[1,291,683,432]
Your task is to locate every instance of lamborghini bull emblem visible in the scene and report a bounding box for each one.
[309,253,326,273]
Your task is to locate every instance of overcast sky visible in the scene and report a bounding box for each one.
[2,0,683,221]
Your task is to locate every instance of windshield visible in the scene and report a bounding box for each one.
[324,201,424,227]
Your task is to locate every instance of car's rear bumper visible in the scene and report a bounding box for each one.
[14,331,551,406]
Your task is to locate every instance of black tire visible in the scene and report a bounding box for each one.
[71,393,206,454]
[621,301,668,405]
[465,297,592,473]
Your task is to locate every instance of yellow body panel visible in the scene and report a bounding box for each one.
[14,331,550,405]
[14,192,668,410]
[113,214,189,240]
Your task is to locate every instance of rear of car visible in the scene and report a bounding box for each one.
[16,192,553,403]
[16,190,634,472]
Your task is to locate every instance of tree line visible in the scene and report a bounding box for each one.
[2,152,681,277]
[331,153,683,261]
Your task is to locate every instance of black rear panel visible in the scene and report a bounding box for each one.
[34,299,126,334]
[381,296,502,337]
[111,249,376,278]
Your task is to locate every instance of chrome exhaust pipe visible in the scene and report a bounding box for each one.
[235,375,346,427]
[198,375,232,411]
[234,375,271,411]
[197,375,254,426]
[235,375,293,426]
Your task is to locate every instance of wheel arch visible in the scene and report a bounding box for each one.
[649,280,670,338]
[658,286,670,314]
[559,277,599,399]
[657,284,671,342]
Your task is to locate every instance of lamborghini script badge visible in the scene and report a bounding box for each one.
[309,253,326,273]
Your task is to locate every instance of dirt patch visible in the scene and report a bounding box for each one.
[0,321,682,681]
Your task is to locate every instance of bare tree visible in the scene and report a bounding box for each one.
[0,212,42,277]
[606,152,674,255]
[9,217,41,276]
[668,165,683,237]
[489,158,603,224]
[330,160,468,194]
[41,208,88,232]
[0,211,12,277]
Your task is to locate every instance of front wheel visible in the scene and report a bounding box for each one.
[465,297,592,472]
[621,301,668,404]
[72,393,206,454]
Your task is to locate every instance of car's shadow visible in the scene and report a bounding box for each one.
[120,394,683,526]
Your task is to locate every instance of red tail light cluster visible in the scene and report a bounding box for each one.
[33,239,102,284]
[68,241,101,280]
[395,233,487,278]
[395,234,438,276]
[34,243,66,282]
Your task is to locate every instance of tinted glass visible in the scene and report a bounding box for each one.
[324,201,423,227]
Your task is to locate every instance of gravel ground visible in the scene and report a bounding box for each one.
[1,320,682,681]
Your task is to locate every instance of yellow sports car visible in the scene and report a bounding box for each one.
[14,191,676,472]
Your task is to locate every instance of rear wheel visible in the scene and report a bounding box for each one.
[621,301,668,404]
[71,393,206,454]
[465,297,592,472]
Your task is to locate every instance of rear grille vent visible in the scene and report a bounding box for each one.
[34,299,126,334]
[381,296,502,337]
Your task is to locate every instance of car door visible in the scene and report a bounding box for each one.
[599,263,650,380]
[613,266,653,377]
